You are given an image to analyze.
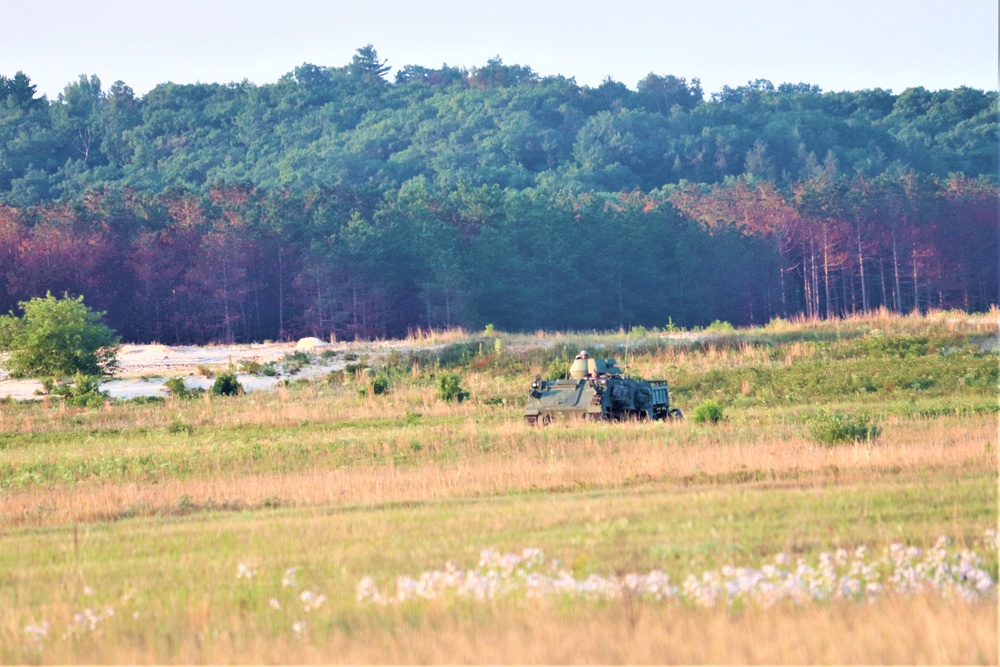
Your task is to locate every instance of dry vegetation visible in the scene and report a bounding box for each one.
[1,310,997,663]
[1,410,993,529]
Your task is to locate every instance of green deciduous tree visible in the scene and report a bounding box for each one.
[0,292,120,378]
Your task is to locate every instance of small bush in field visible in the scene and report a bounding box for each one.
[437,372,468,402]
[544,358,570,380]
[808,412,881,446]
[371,373,391,395]
[692,399,724,424]
[164,376,203,399]
[51,372,109,408]
[706,319,735,332]
[238,359,264,374]
[212,371,243,397]
[127,395,165,405]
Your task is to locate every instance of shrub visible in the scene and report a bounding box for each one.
[211,371,243,396]
[0,293,120,378]
[371,373,391,395]
[544,358,570,380]
[344,362,368,376]
[164,376,202,399]
[51,372,110,408]
[630,325,648,338]
[127,396,165,405]
[168,417,194,435]
[808,412,881,446]
[281,350,313,374]
[437,372,468,402]
[324,369,346,385]
[706,319,735,333]
[238,359,264,374]
[691,399,724,424]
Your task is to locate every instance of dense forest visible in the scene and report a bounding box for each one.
[0,47,996,342]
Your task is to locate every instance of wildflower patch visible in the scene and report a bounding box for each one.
[356,531,998,608]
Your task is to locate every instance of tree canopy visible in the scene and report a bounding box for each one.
[0,48,995,342]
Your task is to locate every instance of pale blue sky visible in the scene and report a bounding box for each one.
[3,0,997,100]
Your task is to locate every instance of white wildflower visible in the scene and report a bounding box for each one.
[354,535,998,610]
[235,562,256,580]
[300,590,325,612]
[24,620,49,643]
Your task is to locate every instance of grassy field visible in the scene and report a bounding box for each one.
[1,310,997,663]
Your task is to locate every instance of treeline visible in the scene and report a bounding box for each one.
[0,48,996,341]
[0,172,993,343]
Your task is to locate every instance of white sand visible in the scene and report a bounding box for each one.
[0,339,390,401]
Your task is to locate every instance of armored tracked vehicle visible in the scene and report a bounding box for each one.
[524,350,682,425]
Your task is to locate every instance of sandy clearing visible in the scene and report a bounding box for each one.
[0,339,446,401]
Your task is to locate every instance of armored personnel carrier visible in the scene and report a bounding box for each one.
[524,350,682,424]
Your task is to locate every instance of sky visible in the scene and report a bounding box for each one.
[2,0,997,100]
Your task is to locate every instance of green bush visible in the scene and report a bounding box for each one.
[0,293,120,378]
[544,358,571,380]
[344,362,368,376]
[371,373,391,395]
[238,359,264,374]
[437,372,468,402]
[691,399,724,424]
[211,371,243,397]
[808,412,881,446]
[127,395,165,406]
[164,376,203,399]
[51,372,110,408]
[706,319,735,333]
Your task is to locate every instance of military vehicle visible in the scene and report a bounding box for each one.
[524,350,682,424]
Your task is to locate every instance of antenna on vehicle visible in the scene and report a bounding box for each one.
[624,322,631,370]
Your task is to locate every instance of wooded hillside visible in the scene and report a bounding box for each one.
[0,48,996,342]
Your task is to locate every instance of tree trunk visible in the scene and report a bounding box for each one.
[856,228,868,312]
[822,224,832,319]
[777,235,788,317]
[891,226,902,312]
[879,256,888,310]
[278,248,284,339]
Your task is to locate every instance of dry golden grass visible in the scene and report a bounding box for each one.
[4,412,993,527]
[19,595,995,664]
